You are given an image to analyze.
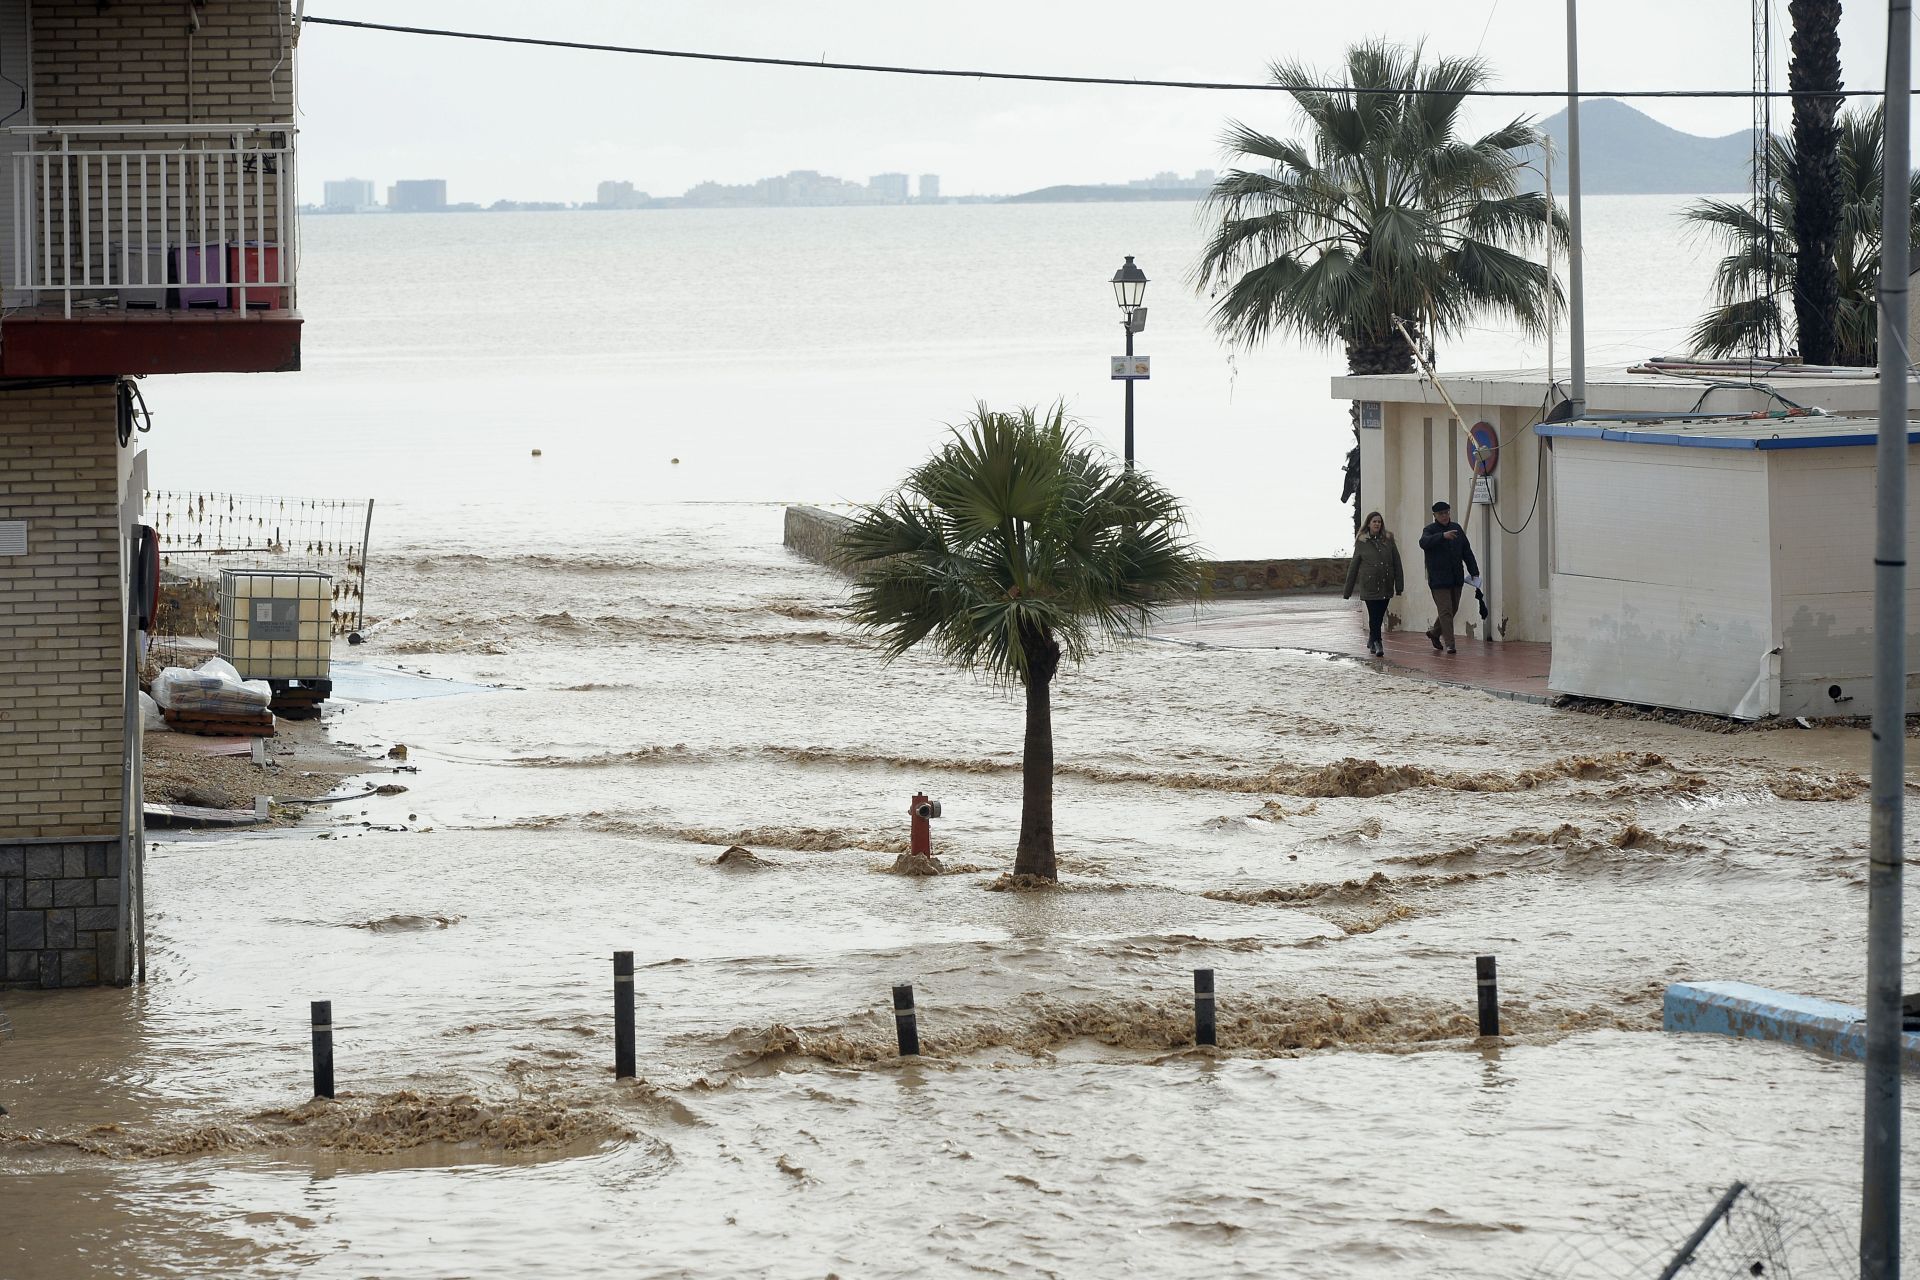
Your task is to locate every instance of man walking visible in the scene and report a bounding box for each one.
[1418,500,1478,654]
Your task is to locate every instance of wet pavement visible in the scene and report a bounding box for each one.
[1151,595,1554,703]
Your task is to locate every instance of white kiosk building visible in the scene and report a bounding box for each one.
[1331,365,1920,718]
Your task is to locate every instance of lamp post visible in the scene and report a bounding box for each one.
[1110,255,1148,468]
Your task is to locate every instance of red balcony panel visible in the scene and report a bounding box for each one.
[0,309,302,377]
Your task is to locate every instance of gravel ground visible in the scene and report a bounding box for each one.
[143,713,382,825]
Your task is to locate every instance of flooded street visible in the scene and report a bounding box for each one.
[6,506,1920,1277]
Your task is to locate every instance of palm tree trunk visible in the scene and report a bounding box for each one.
[1342,328,1420,525]
[1012,630,1061,880]
[1788,0,1843,364]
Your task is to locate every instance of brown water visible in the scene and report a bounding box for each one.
[6,507,1920,1278]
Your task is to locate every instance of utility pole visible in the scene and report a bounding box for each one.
[1564,0,1587,420]
[1861,2,1909,1276]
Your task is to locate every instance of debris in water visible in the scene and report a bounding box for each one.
[374,784,409,796]
[715,845,773,869]
[1,1089,635,1158]
[386,744,409,761]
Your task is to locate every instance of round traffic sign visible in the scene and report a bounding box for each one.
[1467,421,1500,476]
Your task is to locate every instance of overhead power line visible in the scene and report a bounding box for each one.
[301,16,1896,101]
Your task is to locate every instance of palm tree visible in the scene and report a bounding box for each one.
[1194,39,1564,524]
[1787,0,1844,364]
[1684,107,1920,368]
[842,405,1203,882]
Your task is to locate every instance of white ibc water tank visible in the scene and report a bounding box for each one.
[218,569,333,680]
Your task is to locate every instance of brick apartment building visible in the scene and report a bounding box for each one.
[0,1,300,988]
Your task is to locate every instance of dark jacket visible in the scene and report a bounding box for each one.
[1418,520,1479,589]
[1343,532,1404,601]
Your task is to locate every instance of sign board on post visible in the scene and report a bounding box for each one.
[1110,356,1151,380]
[1472,475,1496,507]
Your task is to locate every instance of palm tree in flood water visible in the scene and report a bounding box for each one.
[843,405,1203,882]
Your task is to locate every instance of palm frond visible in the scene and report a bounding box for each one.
[847,406,1203,687]
[1197,38,1556,365]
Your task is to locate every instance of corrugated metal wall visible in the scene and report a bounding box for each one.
[1548,440,1778,718]
[1770,448,1920,717]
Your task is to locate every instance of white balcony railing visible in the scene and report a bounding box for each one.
[9,124,297,318]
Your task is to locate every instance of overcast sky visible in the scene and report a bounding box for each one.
[296,1,1912,203]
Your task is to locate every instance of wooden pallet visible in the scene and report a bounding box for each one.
[269,688,327,719]
[162,708,275,737]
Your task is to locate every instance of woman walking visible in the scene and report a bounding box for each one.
[1342,511,1404,657]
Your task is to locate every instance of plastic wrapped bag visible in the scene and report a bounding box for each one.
[151,657,272,715]
[138,690,167,733]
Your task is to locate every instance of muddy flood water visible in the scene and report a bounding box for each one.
[5,505,1920,1277]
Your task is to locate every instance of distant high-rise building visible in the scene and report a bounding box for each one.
[917,174,939,201]
[386,179,448,213]
[868,172,910,203]
[322,178,375,210]
[1192,169,1216,185]
[596,180,649,209]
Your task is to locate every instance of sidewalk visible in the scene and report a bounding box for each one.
[1149,595,1553,704]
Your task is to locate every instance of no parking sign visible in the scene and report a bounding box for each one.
[1466,421,1500,476]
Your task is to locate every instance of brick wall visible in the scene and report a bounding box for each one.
[33,0,295,125]
[0,382,124,840]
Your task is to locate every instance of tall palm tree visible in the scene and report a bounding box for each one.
[842,405,1202,882]
[1194,40,1564,524]
[1787,0,1844,364]
[1684,107,1920,368]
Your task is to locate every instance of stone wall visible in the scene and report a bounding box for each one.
[783,505,854,570]
[1,838,123,987]
[782,505,1347,595]
[1205,557,1348,595]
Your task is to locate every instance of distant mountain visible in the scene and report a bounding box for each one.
[1004,101,1751,204]
[1001,184,1205,204]
[1526,99,1752,195]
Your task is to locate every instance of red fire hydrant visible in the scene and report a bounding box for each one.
[909,792,942,856]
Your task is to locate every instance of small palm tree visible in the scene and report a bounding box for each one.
[1194,40,1564,522]
[1684,107,1920,367]
[843,405,1203,882]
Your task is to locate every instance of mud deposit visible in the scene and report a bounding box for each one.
[5,506,1916,1280]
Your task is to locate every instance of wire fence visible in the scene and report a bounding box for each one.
[1526,1182,1863,1278]
[144,489,373,673]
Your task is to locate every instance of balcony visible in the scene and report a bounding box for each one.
[1,124,301,377]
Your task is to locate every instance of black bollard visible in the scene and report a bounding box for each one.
[1194,969,1217,1046]
[1475,954,1500,1037]
[310,1000,335,1099]
[614,951,636,1079]
[892,983,921,1056]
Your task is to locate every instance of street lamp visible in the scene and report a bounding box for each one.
[1110,255,1148,468]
